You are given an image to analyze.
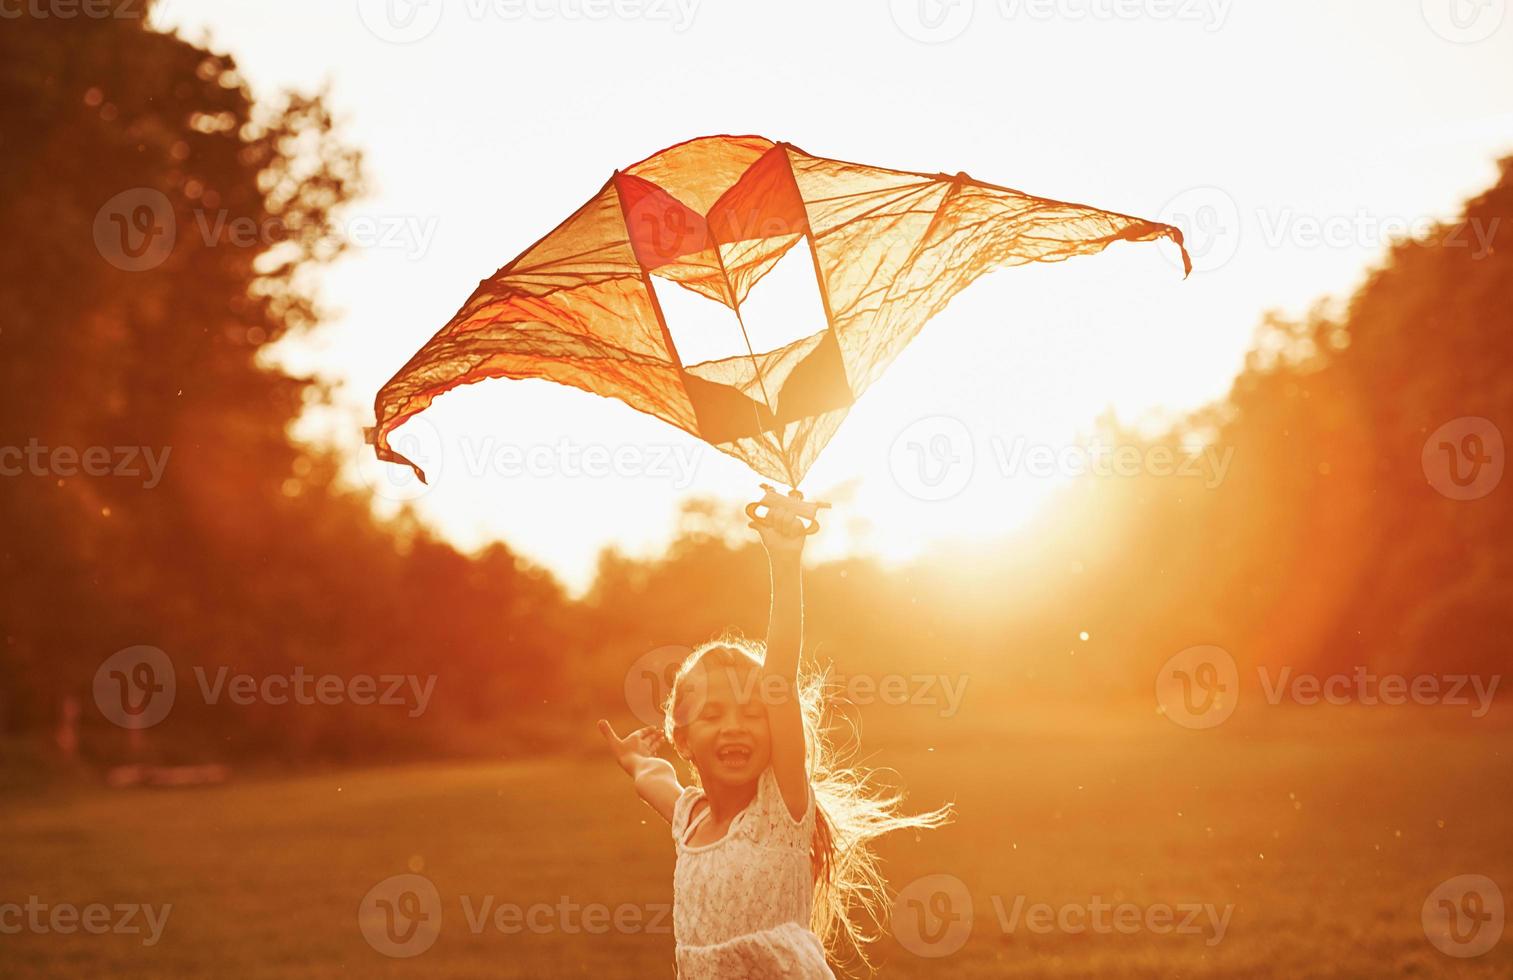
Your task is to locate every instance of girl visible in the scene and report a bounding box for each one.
[597,506,952,978]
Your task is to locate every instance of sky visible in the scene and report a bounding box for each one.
[150,0,1513,594]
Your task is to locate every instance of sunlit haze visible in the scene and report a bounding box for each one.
[153,0,1512,593]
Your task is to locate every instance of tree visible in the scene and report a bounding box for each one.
[0,7,572,760]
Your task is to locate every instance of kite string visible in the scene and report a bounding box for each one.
[732,302,800,491]
[712,249,799,490]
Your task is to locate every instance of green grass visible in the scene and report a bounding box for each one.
[2,706,1510,978]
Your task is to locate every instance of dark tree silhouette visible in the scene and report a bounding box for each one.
[0,6,571,761]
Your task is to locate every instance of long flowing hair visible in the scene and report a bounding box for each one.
[661,629,953,975]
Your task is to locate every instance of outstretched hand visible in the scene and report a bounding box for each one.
[597,718,681,823]
[749,512,807,561]
[597,719,666,777]
[746,485,820,562]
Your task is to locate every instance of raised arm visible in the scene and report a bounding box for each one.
[597,719,682,824]
[752,516,809,821]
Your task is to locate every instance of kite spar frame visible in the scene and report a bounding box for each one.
[370,135,1192,491]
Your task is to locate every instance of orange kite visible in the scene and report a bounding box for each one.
[372,135,1189,488]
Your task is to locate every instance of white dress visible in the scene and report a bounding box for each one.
[671,765,837,979]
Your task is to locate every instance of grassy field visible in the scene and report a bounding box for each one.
[2,705,1510,978]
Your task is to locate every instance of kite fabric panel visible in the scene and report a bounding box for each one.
[371,134,1190,488]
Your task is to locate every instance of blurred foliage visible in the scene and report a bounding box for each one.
[0,7,1507,772]
[0,6,572,765]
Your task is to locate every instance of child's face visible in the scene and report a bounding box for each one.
[675,662,772,789]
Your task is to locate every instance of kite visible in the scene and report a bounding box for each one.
[371,134,1190,490]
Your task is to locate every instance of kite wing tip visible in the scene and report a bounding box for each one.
[392,455,431,486]
[1168,224,1194,279]
[369,421,431,485]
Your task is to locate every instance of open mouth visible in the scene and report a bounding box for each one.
[715,745,752,766]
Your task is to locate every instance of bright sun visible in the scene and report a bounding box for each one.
[351,234,1195,593]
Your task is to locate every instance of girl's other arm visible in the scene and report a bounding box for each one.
[597,719,682,824]
[752,519,809,821]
